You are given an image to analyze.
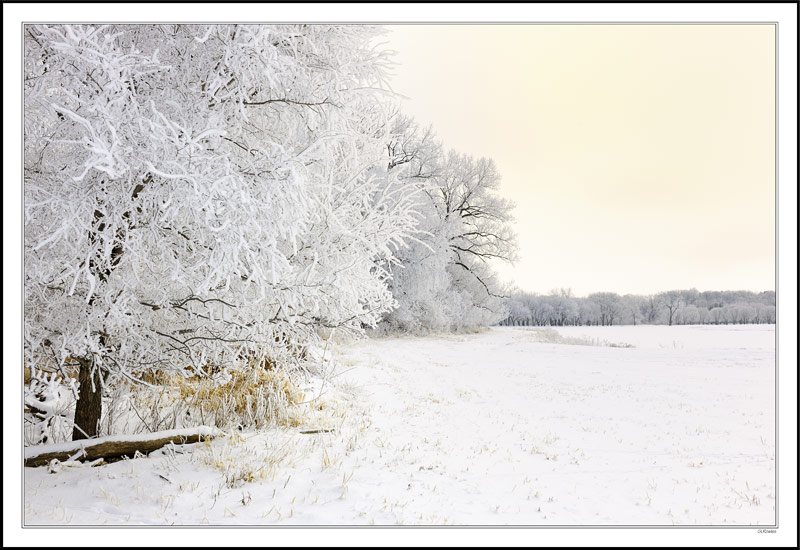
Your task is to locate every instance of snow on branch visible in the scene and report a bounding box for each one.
[24,23,420,443]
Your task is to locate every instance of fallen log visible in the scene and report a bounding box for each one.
[24,427,223,468]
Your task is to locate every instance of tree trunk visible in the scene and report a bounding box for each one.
[72,356,103,440]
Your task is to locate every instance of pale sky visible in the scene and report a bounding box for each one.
[385,24,776,297]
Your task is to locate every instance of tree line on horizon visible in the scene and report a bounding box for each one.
[500,289,776,327]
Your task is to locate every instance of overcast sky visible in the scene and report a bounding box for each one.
[385,24,775,297]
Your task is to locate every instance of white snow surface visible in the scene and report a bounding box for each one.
[24,325,776,525]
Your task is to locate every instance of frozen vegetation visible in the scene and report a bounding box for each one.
[20,23,779,531]
[23,24,513,446]
[502,289,776,327]
[25,324,775,526]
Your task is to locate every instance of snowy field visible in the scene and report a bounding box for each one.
[23,324,776,526]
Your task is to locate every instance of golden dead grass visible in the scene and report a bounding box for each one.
[133,359,308,432]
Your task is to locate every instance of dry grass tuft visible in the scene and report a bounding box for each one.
[519,327,635,348]
[198,433,291,488]
[131,359,308,433]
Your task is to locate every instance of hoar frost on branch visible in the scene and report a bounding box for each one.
[24,24,420,440]
[379,115,517,332]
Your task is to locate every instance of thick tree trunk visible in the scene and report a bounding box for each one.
[72,176,148,442]
[72,356,103,441]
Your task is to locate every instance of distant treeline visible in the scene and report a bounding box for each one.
[500,289,776,327]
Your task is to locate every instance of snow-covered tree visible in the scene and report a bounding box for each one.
[642,295,663,324]
[587,292,623,326]
[577,299,600,326]
[24,24,419,440]
[757,304,776,324]
[380,117,516,332]
[676,304,700,325]
[622,294,645,325]
[708,306,725,325]
[695,306,710,325]
[548,290,579,326]
[657,291,683,326]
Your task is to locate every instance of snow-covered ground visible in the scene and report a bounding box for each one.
[23,325,776,526]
